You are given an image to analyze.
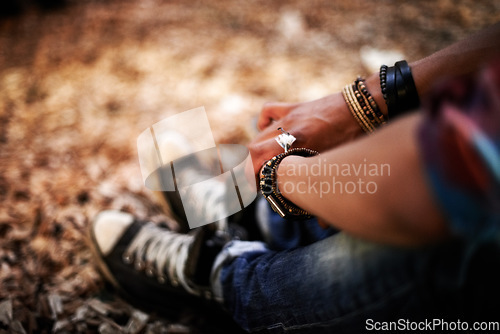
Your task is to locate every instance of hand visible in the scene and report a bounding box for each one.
[248,92,364,181]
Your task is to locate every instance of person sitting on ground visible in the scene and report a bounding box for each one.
[89,22,500,333]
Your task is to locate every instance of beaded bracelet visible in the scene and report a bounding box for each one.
[350,83,377,131]
[259,147,319,219]
[343,77,386,133]
[379,65,388,101]
[343,84,374,133]
[353,79,376,123]
[355,77,386,125]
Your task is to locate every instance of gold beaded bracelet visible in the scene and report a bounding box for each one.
[343,78,386,133]
[343,84,374,133]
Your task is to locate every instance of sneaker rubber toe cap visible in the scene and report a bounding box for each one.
[92,210,135,256]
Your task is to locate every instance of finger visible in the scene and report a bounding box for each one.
[257,102,297,131]
[250,140,278,176]
[248,138,283,181]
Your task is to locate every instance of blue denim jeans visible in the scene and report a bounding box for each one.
[211,198,500,333]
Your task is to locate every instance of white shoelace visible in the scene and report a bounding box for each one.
[122,223,200,296]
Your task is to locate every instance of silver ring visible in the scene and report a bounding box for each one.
[275,127,296,153]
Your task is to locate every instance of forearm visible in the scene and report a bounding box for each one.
[364,22,500,117]
[277,113,449,246]
[249,24,500,180]
[411,22,500,96]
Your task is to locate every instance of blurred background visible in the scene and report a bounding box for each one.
[0,0,499,332]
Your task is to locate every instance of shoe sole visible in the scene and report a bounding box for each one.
[86,217,124,292]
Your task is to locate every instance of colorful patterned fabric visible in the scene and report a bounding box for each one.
[419,60,500,240]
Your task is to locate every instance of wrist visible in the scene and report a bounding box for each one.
[332,92,366,140]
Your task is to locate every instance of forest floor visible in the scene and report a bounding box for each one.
[0,0,499,333]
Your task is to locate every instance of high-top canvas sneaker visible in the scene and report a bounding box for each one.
[88,210,229,314]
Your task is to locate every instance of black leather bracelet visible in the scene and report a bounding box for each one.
[395,60,420,112]
[380,60,420,119]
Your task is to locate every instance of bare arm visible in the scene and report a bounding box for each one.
[365,22,500,116]
[277,113,449,246]
[250,22,500,179]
